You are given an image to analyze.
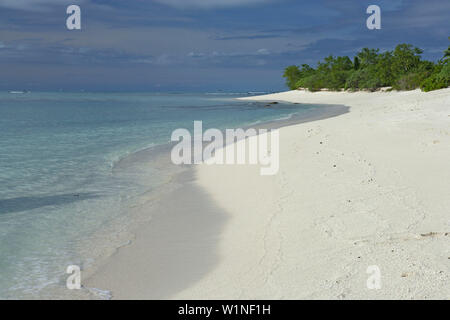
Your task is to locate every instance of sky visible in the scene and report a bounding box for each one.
[0,0,449,92]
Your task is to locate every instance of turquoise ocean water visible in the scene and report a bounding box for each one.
[0,92,325,299]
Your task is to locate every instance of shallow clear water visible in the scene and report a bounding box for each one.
[0,92,323,299]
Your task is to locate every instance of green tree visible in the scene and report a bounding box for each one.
[420,38,450,91]
[392,44,423,75]
[375,51,395,86]
[299,64,315,76]
[444,37,450,59]
[283,40,449,92]
[420,64,449,92]
[357,48,380,67]
[283,65,302,90]
[353,56,360,70]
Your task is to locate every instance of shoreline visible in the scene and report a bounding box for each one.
[86,88,449,299]
[83,99,349,299]
[84,168,228,299]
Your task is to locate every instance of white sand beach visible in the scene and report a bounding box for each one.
[87,88,450,299]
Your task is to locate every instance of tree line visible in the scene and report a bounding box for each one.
[283,38,450,92]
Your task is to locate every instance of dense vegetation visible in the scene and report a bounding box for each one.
[283,38,450,92]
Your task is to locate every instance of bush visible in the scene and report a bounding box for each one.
[283,39,450,92]
[394,72,431,90]
[420,64,450,92]
[345,68,382,91]
[283,65,302,90]
[298,74,325,92]
[327,70,352,90]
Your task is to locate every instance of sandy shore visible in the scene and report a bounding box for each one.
[87,88,449,299]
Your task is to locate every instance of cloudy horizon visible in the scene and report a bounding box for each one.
[0,0,449,92]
